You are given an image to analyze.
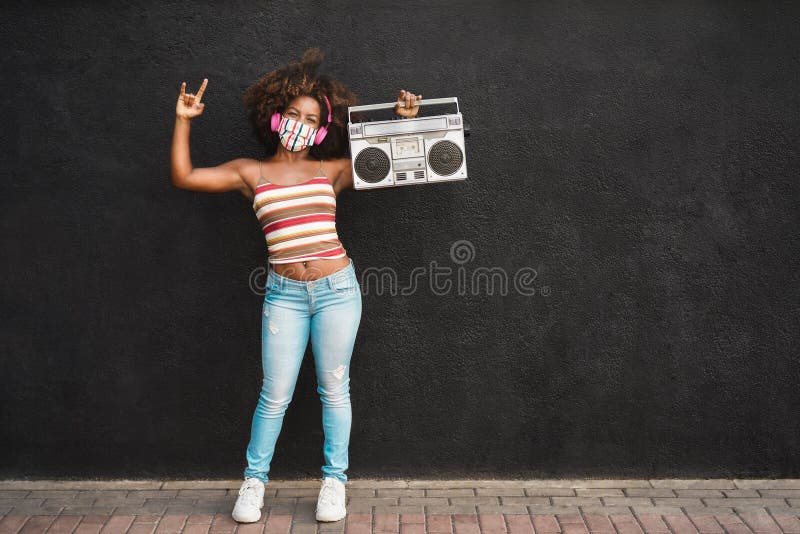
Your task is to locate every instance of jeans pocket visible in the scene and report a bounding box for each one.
[333,274,359,295]
[265,279,282,297]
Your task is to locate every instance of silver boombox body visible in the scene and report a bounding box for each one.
[347,97,467,189]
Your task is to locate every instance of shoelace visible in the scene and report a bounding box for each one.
[318,479,340,506]
[238,479,262,507]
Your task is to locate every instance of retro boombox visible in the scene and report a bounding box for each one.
[348,97,468,189]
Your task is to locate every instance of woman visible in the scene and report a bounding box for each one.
[169,48,421,524]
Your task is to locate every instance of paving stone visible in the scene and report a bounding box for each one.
[685,514,725,533]
[583,513,616,532]
[42,498,97,507]
[162,481,242,490]
[76,491,130,499]
[634,514,671,532]
[9,504,65,515]
[662,514,700,534]
[424,505,478,514]
[771,513,800,533]
[476,504,529,514]
[372,505,426,514]
[630,505,687,515]
[578,506,635,515]
[650,480,736,489]
[623,488,676,497]
[347,479,408,489]
[758,489,800,498]
[504,514,535,533]
[374,489,424,497]
[550,497,603,506]
[92,497,148,506]
[674,489,727,498]
[46,515,84,533]
[737,510,784,533]
[524,488,575,497]
[154,513,188,532]
[176,490,228,499]
[498,497,551,506]
[527,506,582,515]
[0,491,30,498]
[681,506,737,514]
[475,487,526,496]
[112,505,169,515]
[723,490,761,498]
[448,497,500,505]
[57,505,115,515]
[652,498,706,507]
[424,489,475,497]
[17,515,56,532]
[574,488,625,497]
[186,513,215,524]
[26,490,80,499]
[99,514,136,533]
[0,515,29,532]
[704,498,787,507]
[347,497,400,506]
[734,480,800,489]
[397,498,448,506]
[128,490,180,499]
[0,481,161,490]
[530,514,560,532]
[0,498,45,508]
[600,497,653,506]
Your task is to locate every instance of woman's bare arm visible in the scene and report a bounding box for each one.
[170,79,251,197]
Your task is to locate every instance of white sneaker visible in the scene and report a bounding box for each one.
[315,476,346,522]
[232,477,265,523]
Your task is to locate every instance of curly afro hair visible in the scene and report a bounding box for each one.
[242,47,363,160]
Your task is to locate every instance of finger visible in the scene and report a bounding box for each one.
[180,82,186,98]
[398,89,406,103]
[195,78,208,102]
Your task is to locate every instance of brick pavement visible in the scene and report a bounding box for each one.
[1,479,799,533]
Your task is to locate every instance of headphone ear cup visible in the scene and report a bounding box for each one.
[270,112,282,132]
[314,126,328,144]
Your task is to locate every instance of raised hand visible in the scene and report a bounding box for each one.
[176,78,208,120]
[394,89,422,118]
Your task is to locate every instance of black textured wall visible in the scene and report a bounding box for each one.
[2,1,799,480]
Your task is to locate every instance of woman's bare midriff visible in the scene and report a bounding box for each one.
[270,256,351,281]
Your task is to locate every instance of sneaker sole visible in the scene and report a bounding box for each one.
[316,509,346,522]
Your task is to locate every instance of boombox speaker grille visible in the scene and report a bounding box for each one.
[428,140,463,176]
[354,147,390,183]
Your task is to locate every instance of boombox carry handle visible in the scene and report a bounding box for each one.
[348,97,459,122]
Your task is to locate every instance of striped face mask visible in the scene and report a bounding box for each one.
[278,116,317,151]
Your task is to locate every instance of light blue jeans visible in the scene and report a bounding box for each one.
[244,258,362,485]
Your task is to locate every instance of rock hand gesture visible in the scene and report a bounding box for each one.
[176,78,208,120]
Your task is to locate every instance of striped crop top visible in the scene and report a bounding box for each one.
[252,160,348,265]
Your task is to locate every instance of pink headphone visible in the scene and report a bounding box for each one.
[270,94,333,145]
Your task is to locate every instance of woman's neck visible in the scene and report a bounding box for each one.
[273,146,315,163]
